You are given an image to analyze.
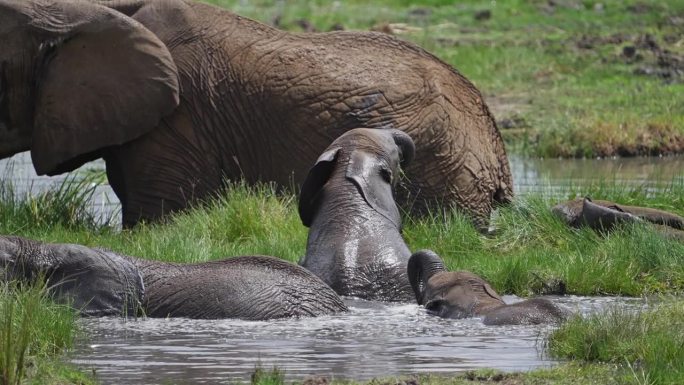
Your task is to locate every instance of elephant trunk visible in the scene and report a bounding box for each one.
[407,249,445,305]
[390,129,415,169]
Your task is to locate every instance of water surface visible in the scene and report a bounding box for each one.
[71,296,643,384]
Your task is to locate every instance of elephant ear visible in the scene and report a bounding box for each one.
[299,147,341,227]
[28,0,179,175]
[346,149,401,227]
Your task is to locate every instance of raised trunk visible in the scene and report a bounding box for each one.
[406,250,446,305]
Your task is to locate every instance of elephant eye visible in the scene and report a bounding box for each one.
[380,167,392,184]
[425,299,448,313]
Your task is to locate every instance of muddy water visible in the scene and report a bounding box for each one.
[71,296,644,384]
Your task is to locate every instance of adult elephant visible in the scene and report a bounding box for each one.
[0,0,513,228]
[0,236,347,319]
[407,250,569,325]
[299,128,415,302]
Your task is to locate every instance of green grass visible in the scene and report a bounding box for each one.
[201,0,684,158]
[248,363,648,385]
[3,177,683,296]
[547,299,684,385]
[0,281,91,385]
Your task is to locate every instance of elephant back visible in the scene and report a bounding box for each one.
[140,255,347,320]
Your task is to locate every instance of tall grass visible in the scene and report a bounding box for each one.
[0,173,108,233]
[547,299,684,385]
[404,181,684,296]
[0,281,77,385]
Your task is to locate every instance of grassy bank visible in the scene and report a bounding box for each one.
[204,0,684,158]
[4,178,681,297]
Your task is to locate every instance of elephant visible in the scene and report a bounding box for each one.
[0,236,348,319]
[407,250,569,325]
[0,0,513,229]
[552,197,684,240]
[299,128,415,302]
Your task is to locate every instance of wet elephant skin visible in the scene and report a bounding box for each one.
[0,237,347,320]
[552,197,684,239]
[407,250,569,325]
[299,128,415,302]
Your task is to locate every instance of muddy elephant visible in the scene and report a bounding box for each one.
[0,236,347,319]
[0,0,513,229]
[407,250,569,325]
[553,197,684,240]
[299,128,415,302]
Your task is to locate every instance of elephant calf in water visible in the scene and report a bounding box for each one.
[407,250,569,325]
[553,197,684,241]
[298,128,416,302]
[0,237,347,320]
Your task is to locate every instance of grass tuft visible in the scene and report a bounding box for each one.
[0,280,78,385]
[547,299,684,385]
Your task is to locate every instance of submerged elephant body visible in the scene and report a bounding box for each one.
[0,236,347,320]
[407,250,568,325]
[0,0,512,228]
[299,128,415,301]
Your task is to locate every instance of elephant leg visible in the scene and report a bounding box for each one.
[103,109,225,227]
[483,298,570,326]
[0,236,144,316]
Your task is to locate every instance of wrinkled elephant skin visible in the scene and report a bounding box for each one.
[407,250,569,325]
[0,0,512,229]
[299,128,415,302]
[0,237,347,320]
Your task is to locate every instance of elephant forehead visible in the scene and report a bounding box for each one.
[332,129,399,161]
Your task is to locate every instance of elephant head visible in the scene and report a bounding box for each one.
[407,250,568,325]
[0,236,144,317]
[0,0,179,175]
[299,127,415,228]
[298,128,416,301]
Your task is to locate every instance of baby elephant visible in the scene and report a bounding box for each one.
[299,128,415,302]
[0,236,347,320]
[553,197,684,240]
[407,250,568,325]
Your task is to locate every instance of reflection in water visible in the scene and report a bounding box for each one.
[71,296,643,384]
[512,156,684,195]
